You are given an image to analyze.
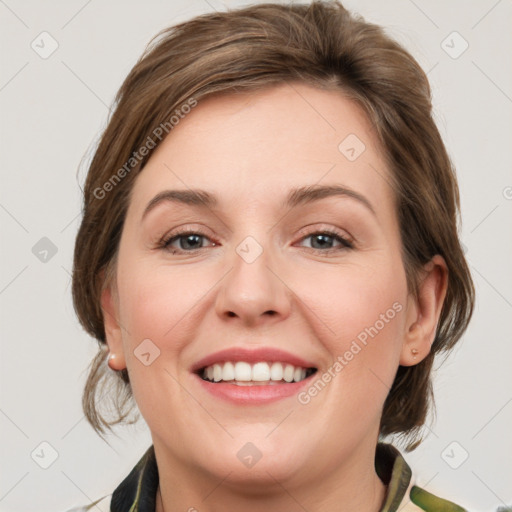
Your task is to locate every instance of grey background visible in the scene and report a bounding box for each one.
[0,0,511,510]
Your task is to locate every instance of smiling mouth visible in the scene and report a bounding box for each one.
[199,361,317,385]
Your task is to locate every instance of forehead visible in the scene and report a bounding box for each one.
[128,82,394,217]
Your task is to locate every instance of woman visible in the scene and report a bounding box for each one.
[70,1,478,510]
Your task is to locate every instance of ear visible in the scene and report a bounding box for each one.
[400,255,448,366]
[100,275,126,371]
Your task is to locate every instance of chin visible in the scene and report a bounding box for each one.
[205,433,312,485]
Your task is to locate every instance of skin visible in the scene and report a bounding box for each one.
[102,82,448,511]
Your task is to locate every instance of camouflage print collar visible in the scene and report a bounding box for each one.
[375,443,413,511]
[111,445,158,512]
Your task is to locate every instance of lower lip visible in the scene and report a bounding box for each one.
[194,374,312,404]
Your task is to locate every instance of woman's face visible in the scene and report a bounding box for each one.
[103,83,422,487]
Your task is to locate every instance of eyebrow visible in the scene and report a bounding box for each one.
[141,184,376,220]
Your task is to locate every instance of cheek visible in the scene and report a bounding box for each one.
[117,265,204,344]
[114,266,208,429]
[297,258,407,349]
[295,257,408,406]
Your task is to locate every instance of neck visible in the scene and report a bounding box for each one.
[154,441,386,512]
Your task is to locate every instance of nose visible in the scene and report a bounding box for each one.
[215,239,292,327]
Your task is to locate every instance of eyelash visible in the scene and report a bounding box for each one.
[158,227,354,255]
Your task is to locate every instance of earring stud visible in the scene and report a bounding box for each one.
[107,353,117,369]
[411,348,419,359]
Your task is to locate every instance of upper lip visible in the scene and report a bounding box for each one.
[191,347,317,373]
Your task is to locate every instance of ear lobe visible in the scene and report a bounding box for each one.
[400,255,448,366]
[100,283,126,370]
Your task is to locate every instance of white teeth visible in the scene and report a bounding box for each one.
[283,364,294,383]
[252,362,270,381]
[201,361,313,384]
[270,362,283,381]
[234,361,252,381]
[213,363,222,382]
[222,361,235,381]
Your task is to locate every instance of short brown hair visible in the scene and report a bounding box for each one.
[72,0,474,445]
